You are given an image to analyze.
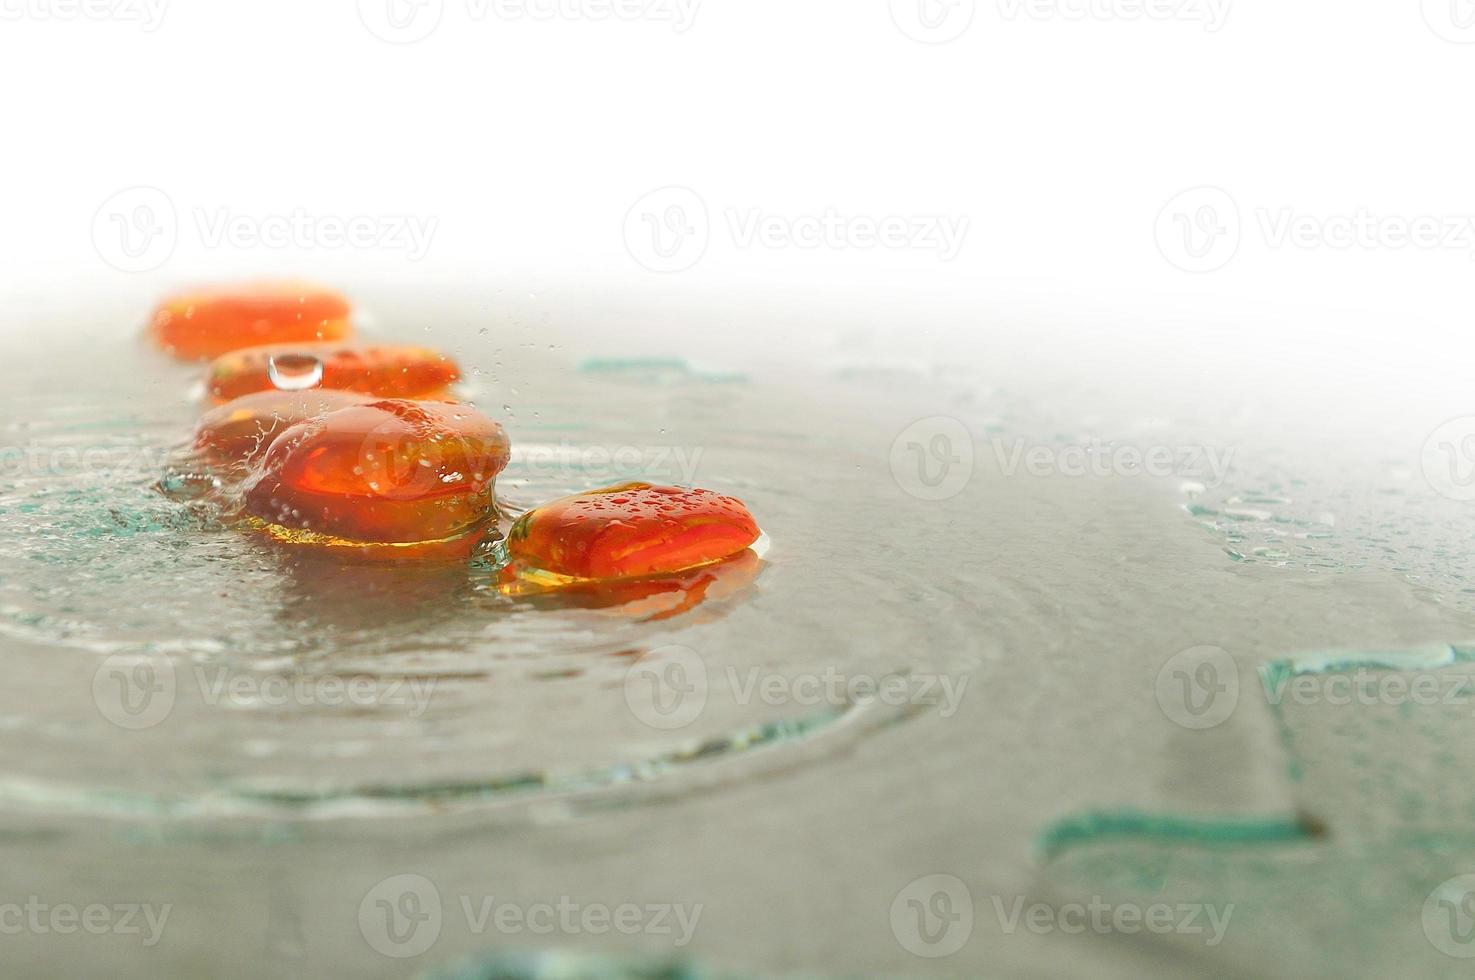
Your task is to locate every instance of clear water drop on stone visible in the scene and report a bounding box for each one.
[267,353,324,391]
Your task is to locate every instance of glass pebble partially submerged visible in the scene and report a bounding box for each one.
[205,342,460,404]
[505,482,761,582]
[150,282,353,360]
[241,399,509,560]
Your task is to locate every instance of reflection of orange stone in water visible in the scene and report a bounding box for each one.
[501,548,762,622]
[205,343,460,404]
[242,400,509,558]
[150,282,353,360]
[506,482,761,581]
[195,389,374,464]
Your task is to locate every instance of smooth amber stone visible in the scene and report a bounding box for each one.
[194,389,374,463]
[505,482,761,581]
[243,400,509,545]
[150,282,352,360]
[205,342,459,404]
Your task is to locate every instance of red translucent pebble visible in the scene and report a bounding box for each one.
[242,400,510,550]
[194,389,375,463]
[506,482,761,580]
[150,282,353,361]
[205,342,460,404]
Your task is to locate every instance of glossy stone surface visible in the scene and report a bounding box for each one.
[150,282,352,360]
[242,400,509,547]
[194,389,374,464]
[505,482,760,580]
[205,343,460,404]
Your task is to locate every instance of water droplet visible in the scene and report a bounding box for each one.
[267,353,324,391]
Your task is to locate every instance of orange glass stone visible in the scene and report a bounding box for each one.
[205,343,460,404]
[150,282,353,360]
[194,389,374,464]
[242,400,509,552]
[505,482,761,581]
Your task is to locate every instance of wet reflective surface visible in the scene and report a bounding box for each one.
[2,288,1475,977]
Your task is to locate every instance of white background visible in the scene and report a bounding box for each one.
[0,0,1472,362]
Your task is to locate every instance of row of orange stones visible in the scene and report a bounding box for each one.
[159,283,762,580]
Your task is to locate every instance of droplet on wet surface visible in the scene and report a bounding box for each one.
[266,353,325,391]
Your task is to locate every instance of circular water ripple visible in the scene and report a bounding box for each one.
[0,334,989,821]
